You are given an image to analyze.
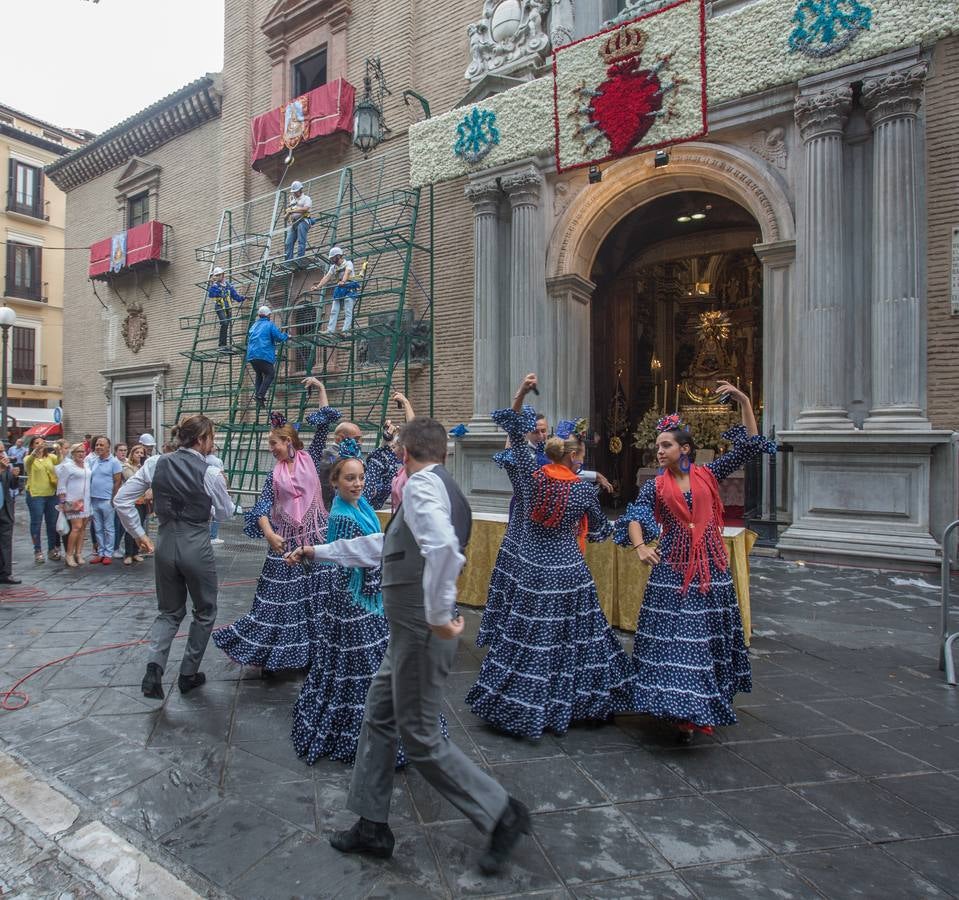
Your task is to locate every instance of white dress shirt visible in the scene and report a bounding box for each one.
[114,448,234,540]
[310,464,466,626]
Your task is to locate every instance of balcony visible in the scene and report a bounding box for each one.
[250,79,354,176]
[11,364,47,387]
[89,220,171,281]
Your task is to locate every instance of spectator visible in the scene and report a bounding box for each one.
[139,433,157,457]
[283,180,314,261]
[7,438,25,468]
[120,443,149,565]
[111,443,129,559]
[208,267,246,352]
[246,306,289,408]
[56,444,91,568]
[86,436,122,565]
[83,434,92,454]
[24,436,60,564]
[206,446,227,545]
[0,443,21,584]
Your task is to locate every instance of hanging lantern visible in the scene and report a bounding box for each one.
[352,59,390,157]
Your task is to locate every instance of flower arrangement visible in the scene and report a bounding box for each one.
[632,406,740,453]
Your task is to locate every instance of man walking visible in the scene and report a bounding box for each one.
[283,180,314,261]
[246,306,289,408]
[115,415,234,700]
[289,418,529,875]
[208,266,246,352]
[0,444,21,585]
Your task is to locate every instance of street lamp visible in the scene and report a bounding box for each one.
[352,58,391,157]
[0,307,15,444]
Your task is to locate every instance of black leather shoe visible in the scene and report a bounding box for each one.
[479,797,531,876]
[141,663,164,700]
[0,577,22,585]
[329,817,395,859]
[178,672,206,694]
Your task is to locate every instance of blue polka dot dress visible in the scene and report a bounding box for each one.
[614,426,776,728]
[476,407,539,649]
[465,407,636,740]
[212,407,340,671]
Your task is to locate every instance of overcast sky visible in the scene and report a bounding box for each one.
[2,0,225,134]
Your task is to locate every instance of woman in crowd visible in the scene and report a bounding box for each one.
[24,436,60,564]
[614,382,775,743]
[111,443,128,559]
[120,443,148,565]
[86,436,122,565]
[466,373,635,740]
[56,444,92,568]
[213,377,339,673]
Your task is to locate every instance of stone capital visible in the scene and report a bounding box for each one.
[501,165,543,208]
[546,273,595,306]
[464,176,501,214]
[794,86,853,143]
[753,239,796,269]
[862,63,927,127]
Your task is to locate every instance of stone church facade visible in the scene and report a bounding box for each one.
[49,0,959,566]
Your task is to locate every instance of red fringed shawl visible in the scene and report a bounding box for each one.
[655,464,728,593]
[531,463,588,554]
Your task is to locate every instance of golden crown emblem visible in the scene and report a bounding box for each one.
[600,23,648,64]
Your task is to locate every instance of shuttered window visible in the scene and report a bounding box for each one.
[11,326,36,385]
[4,242,42,301]
[7,160,43,218]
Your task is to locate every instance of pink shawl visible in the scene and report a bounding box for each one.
[390,466,409,510]
[271,449,327,547]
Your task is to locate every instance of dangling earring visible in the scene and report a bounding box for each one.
[679,452,691,474]
[657,465,666,475]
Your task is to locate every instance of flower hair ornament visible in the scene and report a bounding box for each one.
[337,437,363,460]
[656,413,685,433]
[269,411,288,429]
[555,417,589,441]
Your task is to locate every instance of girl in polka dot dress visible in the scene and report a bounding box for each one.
[614,381,776,743]
[212,377,337,672]
[466,373,636,740]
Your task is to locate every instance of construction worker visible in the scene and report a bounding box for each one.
[208,267,246,352]
[284,180,314,261]
[247,306,290,408]
[312,247,360,333]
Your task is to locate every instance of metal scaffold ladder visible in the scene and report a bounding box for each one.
[170,149,433,501]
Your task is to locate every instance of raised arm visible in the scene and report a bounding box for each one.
[363,446,401,510]
[390,389,414,422]
[707,382,776,482]
[302,377,341,467]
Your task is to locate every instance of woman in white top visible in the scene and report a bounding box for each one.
[56,443,92,568]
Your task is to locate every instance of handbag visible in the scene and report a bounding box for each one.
[56,509,70,536]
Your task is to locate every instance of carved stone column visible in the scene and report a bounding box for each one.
[465,176,503,422]
[862,64,930,429]
[793,87,854,430]
[502,165,547,401]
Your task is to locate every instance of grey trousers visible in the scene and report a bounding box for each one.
[147,520,218,676]
[347,583,509,833]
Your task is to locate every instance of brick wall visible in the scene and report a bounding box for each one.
[925,36,959,430]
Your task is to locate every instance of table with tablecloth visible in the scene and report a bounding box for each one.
[376,512,757,644]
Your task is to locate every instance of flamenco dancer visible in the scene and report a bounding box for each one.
[614,382,775,744]
[290,437,410,765]
[212,377,338,673]
[466,373,635,740]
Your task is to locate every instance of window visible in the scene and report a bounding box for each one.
[11,326,36,384]
[7,160,43,218]
[292,48,327,97]
[127,191,150,229]
[4,243,41,301]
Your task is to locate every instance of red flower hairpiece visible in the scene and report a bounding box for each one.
[656,413,684,433]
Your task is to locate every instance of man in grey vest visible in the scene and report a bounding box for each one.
[289,417,530,875]
[115,415,234,700]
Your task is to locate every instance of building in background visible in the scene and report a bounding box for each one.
[0,104,89,439]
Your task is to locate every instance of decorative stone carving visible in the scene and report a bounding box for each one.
[862,63,927,126]
[103,379,113,402]
[794,86,853,142]
[549,0,574,48]
[152,373,165,402]
[605,0,673,28]
[501,164,544,205]
[464,0,551,82]
[748,127,787,169]
[121,304,148,354]
[553,180,573,218]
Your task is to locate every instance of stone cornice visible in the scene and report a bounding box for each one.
[794,87,853,143]
[45,76,221,192]
[501,165,543,207]
[862,63,928,127]
[262,0,351,44]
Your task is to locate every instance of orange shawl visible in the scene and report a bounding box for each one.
[531,463,588,554]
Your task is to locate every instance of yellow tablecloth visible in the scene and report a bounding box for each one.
[377,512,756,644]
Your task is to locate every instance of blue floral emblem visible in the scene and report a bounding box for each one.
[454,107,500,164]
[788,0,873,58]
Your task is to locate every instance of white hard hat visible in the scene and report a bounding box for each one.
[211,266,224,276]
[290,180,303,191]
[138,433,157,447]
[258,305,272,317]
[329,246,344,258]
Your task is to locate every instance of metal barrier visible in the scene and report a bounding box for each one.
[940,519,959,685]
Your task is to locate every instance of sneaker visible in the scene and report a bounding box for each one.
[478,798,531,876]
[329,818,395,860]
[210,538,225,545]
[112,550,124,558]
[101,557,112,566]
[177,672,206,694]
[141,663,164,699]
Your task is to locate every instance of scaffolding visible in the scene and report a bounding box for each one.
[172,149,433,499]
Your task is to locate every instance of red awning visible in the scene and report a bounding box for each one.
[251,80,354,170]
[88,221,167,280]
[22,423,62,438]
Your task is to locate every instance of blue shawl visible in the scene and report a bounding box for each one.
[326,494,383,615]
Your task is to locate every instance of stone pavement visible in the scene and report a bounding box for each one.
[1,515,958,899]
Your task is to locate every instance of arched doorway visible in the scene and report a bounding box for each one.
[590,190,763,516]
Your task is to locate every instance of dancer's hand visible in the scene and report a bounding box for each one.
[283,546,315,566]
[595,474,614,493]
[430,615,464,640]
[137,535,155,555]
[266,533,285,554]
[716,380,748,405]
[634,542,660,566]
[519,373,537,397]
[302,376,324,391]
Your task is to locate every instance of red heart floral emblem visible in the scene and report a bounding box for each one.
[588,62,664,158]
